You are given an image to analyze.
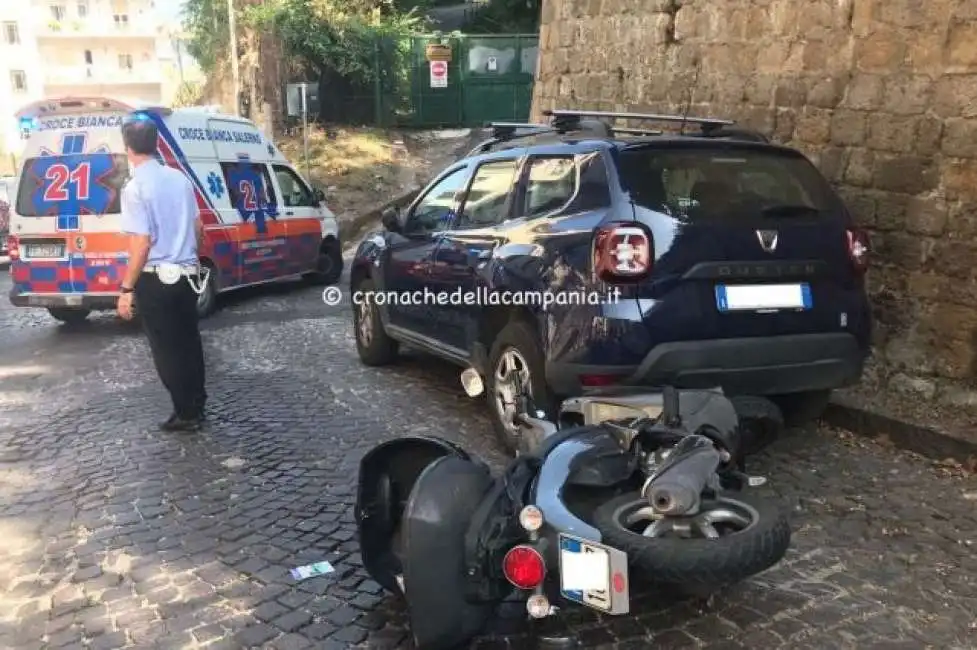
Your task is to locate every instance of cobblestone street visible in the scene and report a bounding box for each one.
[1,271,976,649]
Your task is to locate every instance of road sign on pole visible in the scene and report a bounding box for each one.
[430,61,448,88]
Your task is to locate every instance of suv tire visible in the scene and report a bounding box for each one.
[771,389,831,428]
[353,278,399,366]
[486,319,554,455]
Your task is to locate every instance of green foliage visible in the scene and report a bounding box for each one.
[463,0,540,34]
[183,0,228,73]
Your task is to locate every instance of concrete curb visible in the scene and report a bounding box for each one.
[822,395,977,464]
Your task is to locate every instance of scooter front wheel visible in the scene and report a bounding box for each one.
[591,492,791,586]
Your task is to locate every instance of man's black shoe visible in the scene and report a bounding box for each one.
[161,416,203,433]
[159,413,179,430]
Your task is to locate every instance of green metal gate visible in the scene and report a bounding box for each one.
[401,33,538,128]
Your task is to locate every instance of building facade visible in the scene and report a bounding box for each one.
[0,0,167,168]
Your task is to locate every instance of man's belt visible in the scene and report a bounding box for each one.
[144,263,202,285]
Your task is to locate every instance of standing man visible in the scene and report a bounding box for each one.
[116,113,208,432]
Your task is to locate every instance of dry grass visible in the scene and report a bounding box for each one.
[277,125,413,221]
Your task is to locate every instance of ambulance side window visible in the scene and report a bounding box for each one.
[219,161,276,210]
[273,165,316,208]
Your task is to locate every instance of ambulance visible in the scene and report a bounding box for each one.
[7,96,342,323]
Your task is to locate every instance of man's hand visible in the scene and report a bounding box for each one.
[117,292,135,320]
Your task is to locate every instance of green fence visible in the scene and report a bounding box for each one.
[302,33,538,129]
[400,33,538,127]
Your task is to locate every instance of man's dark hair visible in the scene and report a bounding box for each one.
[121,118,158,156]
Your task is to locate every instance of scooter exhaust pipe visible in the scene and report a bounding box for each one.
[641,437,723,516]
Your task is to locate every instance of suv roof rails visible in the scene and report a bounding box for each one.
[543,108,734,134]
[462,121,556,157]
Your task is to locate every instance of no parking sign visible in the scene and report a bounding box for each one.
[430,61,448,88]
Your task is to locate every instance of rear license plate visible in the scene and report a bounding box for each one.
[558,533,629,615]
[715,283,812,312]
[25,243,65,258]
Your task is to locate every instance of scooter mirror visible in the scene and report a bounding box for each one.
[460,368,485,397]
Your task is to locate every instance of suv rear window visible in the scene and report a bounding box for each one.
[16,153,129,217]
[617,146,842,221]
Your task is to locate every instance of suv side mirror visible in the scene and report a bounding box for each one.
[311,185,326,204]
[381,206,401,233]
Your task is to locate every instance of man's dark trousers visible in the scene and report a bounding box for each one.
[135,272,207,420]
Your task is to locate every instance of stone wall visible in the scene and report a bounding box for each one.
[532,0,977,406]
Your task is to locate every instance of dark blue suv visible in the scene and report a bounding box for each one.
[350,110,871,451]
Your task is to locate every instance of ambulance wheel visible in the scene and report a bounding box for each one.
[48,308,90,324]
[305,237,343,286]
[196,261,218,319]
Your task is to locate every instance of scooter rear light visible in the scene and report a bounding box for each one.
[502,545,546,590]
[518,505,544,532]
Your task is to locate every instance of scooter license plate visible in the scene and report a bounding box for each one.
[558,533,630,615]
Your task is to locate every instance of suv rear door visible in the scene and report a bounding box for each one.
[613,141,868,344]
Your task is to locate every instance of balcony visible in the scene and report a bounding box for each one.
[35,15,159,39]
[44,65,163,87]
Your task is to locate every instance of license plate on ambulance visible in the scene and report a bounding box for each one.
[558,533,630,614]
[715,283,812,312]
[25,243,65,258]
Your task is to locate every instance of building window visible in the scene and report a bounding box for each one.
[50,4,66,21]
[10,70,27,92]
[118,53,133,70]
[77,1,88,18]
[113,14,129,28]
[2,22,19,44]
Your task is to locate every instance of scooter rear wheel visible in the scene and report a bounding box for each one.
[592,492,791,586]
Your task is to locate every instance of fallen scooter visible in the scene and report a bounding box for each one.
[354,375,792,649]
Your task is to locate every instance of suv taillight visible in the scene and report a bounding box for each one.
[593,222,653,282]
[7,234,19,261]
[846,228,869,274]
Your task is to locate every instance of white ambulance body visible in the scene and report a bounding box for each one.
[8,96,341,322]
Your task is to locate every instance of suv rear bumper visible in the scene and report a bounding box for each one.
[546,333,866,397]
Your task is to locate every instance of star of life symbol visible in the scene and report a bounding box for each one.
[207,171,225,199]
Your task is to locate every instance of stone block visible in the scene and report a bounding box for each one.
[838,187,877,226]
[841,74,884,110]
[866,114,918,152]
[946,201,977,239]
[942,118,977,158]
[808,76,847,108]
[881,75,934,115]
[873,191,908,231]
[905,196,949,236]
[941,158,977,200]
[772,108,796,142]
[947,20,977,70]
[908,33,947,73]
[773,79,808,108]
[830,109,868,145]
[932,74,977,118]
[818,146,847,182]
[915,116,945,155]
[872,154,936,194]
[794,107,832,144]
[844,148,875,187]
[854,30,907,72]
